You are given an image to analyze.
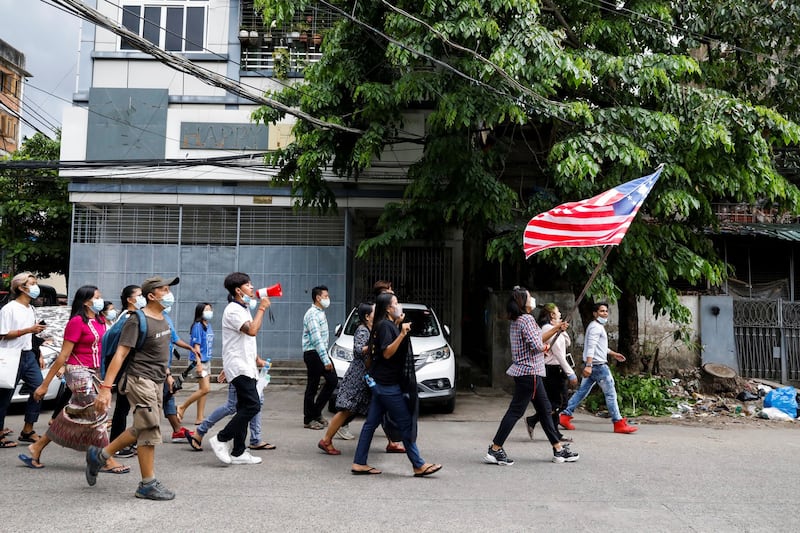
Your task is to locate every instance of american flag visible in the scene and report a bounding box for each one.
[523,166,663,258]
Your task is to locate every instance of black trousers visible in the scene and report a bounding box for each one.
[217,375,261,457]
[303,350,337,424]
[110,392,130,441]
[526,365,567,434]
[493,374,560,446]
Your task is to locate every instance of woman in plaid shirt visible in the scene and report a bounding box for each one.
[484,287,580,465]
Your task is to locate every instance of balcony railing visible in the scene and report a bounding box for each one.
[241,44,322,75]
[713,203,798,224]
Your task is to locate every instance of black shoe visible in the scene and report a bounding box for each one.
[484,446,514,466]
[115,446,136,459]
[552,445,580,463]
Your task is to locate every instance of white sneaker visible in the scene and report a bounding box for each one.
[230,450,262,465]
[209,435,232,464]
[335,424,355,440]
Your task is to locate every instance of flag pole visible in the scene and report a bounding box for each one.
[548,246,614,345]
[568,245,614,317]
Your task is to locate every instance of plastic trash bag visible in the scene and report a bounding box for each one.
[763,386,798,418]
[758,407,794,421]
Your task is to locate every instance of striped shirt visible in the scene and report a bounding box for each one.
[506,314,548,377]
[302,305,330,365]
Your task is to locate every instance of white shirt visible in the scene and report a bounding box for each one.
[0,300,37,351]
[582,319,609,365]
[221,301,258,380]
[542,323,575,376]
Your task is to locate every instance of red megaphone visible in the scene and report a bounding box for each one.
[256,284,282,298]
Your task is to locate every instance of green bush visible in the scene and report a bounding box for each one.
[581,371,677,417]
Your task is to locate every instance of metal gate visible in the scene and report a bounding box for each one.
[353,246,453,327]
[733,299,800,383]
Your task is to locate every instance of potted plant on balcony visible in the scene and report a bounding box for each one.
[272,46,290,79]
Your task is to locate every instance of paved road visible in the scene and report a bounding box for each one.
[1,384,798,532]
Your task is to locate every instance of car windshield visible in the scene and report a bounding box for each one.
[342,307,440,337]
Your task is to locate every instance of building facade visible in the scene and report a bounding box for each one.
[60,1,462,360]
[0,38,29,156]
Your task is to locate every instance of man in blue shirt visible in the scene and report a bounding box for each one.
[302,286,335,430]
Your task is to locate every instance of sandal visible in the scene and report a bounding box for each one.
[186,433,203,451]
[2,428,11,437]
[249,442,276,450]
[1,438,19,448]
[19,454,45,469]
[100,464,131,474]
[318,439,341,455]
[413,463,443,477]
[18,431,40,443]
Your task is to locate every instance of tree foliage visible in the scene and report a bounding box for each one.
[0,133,70,281]
[253,1,800,366]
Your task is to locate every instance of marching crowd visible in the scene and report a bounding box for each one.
[0,271,636,500]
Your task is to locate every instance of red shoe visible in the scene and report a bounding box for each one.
[318,439,341,455]
[171,427,193,443]
[613,418,638,434]
[386,442,406,453]
[559,413,575,430]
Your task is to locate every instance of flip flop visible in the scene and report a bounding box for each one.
[249,442,276,450]
[100,464,131,474]
[413,463,442,477]
[186,434,203,451]
[2,428,12,437]
[18,454,45,469]
[351,466,382,475]
[18,431,40,443]
[0,439,18,448]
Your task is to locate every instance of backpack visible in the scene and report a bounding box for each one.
[101,309,147,380]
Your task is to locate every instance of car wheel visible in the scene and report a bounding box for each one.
[441,396,456,414]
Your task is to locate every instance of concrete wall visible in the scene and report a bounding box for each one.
[490,292,702,386]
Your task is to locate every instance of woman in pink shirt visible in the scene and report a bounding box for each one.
[18,285,129,473]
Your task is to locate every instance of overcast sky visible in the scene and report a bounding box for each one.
[1,0,82,141]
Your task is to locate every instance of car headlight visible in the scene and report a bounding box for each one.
[330,344,353,362]
[417,345,451,365]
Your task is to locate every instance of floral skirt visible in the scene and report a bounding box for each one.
[335,358,371,415]
[46,365,109,451]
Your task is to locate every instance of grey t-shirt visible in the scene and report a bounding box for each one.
[119,312,171,383]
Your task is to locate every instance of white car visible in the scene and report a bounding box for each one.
[11,341,64,404]
[329,303,456,413]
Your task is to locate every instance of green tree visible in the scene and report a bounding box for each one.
[0,133,71,283]
[253,1,800,370]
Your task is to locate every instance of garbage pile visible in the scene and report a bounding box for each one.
[665,367,798,421]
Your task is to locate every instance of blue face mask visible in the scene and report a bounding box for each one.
[91,298,105,313]
[105,310,118,322]
[26,284,41,299]
[159,292,175,309]
[134,295,146,309]
[597,316,608,325]
[249,299,258,310]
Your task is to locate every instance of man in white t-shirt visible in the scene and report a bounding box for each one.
[208,272,271,465]
[0,272,47,448]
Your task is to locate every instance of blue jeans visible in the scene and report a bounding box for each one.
[198,381,263,447]
[353,383,424,469]
[563,364,622,422]
[0,350,43,429]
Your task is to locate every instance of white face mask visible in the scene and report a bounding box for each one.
[320,297,330,309]
[202,310,213,321]
[134,295,146,309]
[597,316,608,325]
[105,310,118,322]
[249,299,258,310]
[390,303,403,319]
[526,296,536,311]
